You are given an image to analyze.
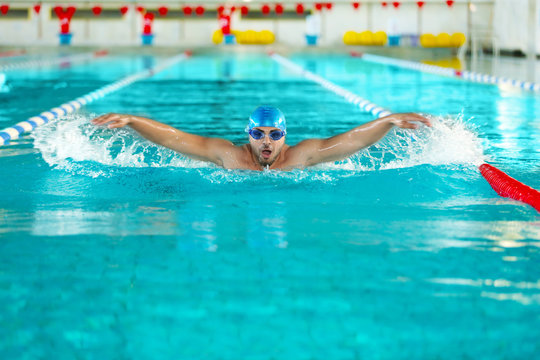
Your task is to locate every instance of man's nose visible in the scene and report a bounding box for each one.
[262,135,271,145]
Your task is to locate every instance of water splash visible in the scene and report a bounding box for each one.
[0,72,11,93]
[32,114,209,177]
[32,113,485,182]
[355,114,486,171]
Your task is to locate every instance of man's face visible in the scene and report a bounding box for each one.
[248,126,286,167]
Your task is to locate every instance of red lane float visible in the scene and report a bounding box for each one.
[479,164,540,212]
[93,49,108,57]
[0,49,26,57]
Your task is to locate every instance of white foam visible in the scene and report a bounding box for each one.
[32,114,208,172]
[31,114,485,181]
[349,114,486,171]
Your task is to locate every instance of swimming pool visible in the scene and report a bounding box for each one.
[0,50,538,359]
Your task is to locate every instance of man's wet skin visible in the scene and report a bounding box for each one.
[91,106,431,171]
[248,127,286,167]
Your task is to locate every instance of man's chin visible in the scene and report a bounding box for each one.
[258,156,275,167]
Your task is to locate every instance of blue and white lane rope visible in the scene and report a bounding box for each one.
[353,52,540,93]
[0,50,108,72]
[0,52,189,146]
[270,53,392,118]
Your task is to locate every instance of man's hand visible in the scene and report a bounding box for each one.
[384,113,432,129]
[91,113,132,129]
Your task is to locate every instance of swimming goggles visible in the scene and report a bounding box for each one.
[248,129,285,141]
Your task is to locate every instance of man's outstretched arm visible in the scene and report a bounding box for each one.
[289,113,431,166]
[91,113,235,166]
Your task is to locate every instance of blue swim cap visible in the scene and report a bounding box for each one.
[246,106,286,133]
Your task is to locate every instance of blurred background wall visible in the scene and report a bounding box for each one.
[0,1,537,56]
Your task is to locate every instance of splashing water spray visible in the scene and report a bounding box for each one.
[0,51,537,210]
[270,52,540,212]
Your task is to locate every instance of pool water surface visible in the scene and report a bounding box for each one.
[0,52,538,359]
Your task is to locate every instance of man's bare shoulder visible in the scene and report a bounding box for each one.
[218,143,257,169]
[216,141,249,158]
[287,138,323,152]
[281,139,323,166]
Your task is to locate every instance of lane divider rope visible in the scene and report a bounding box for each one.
[0,50,108,72]
[271,52,540,212]
[270,52,392,118]
[351,52,540,93]
[479,164,540,211]
[0,51,190,146]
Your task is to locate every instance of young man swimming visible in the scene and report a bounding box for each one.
[91,105,431,171]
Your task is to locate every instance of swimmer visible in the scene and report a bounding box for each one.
[91,105,431,171]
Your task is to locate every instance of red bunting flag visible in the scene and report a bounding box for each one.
[326,3,333,10]
[241,6,249,15]
[158,6,168,16]
[183,6,192,16]
[143,12,154,35]
[136,6,145,13]
[54,6,76,33]
[392,1,400,8]
[275,4,284,14]
[381,2,388,7]
[120,6,128,15]
[54,6,76,18]
[352,2,360,9]
[195,6,205,16]
[92,6,102,16]
[446,0,454,6]
[417,1,425,8]
[296,3,304,14]
[0,4,9,15]
[33,4,41,14]
[261,4,270,15]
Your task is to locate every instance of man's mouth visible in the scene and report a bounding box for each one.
[261,149,272,158]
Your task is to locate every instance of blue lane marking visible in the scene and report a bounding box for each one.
[13,125,25,134]
[0,132,10,142]
[1,52,188,145]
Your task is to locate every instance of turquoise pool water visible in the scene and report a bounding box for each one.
[0,52,539,359]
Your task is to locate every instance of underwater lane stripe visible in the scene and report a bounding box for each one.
[0,51,190,146]
[272,53,540,212]
[0,49,26,58]
[354,52,540,93]
[0,50,109,72]
[480,164,540,212]
[270,53,392,118]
